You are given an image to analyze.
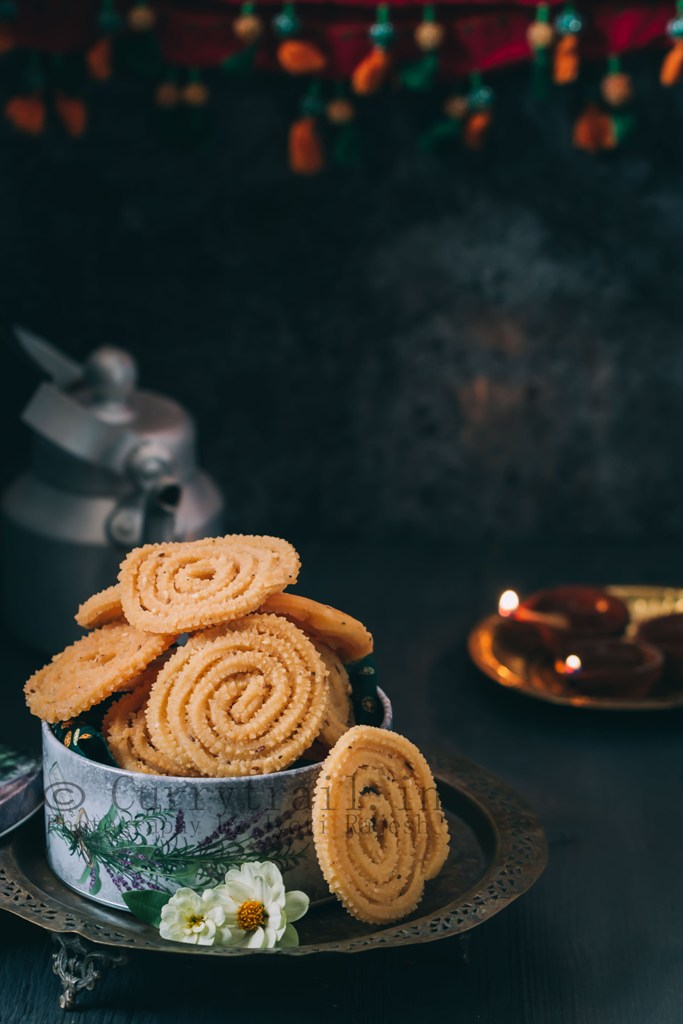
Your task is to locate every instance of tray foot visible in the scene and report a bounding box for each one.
[51,933,127,1010]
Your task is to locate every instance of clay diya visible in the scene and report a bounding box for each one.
[499,586,629,651]
[637,613,683,677]
[546,638,664,699]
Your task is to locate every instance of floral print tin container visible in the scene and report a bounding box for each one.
[42,689,392,911]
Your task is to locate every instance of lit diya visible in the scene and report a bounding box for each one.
[540,639,664,699]
[498,586,629,651]
[637,613,683,678]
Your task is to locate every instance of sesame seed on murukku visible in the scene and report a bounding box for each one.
[312,726,450,924]
[118,535,301,634]
[259,593,373,663]
[145,613,327,777]
[315,642,355,749]
[75,585,124,629]
[24,622,177,723]
[103,667,192,776]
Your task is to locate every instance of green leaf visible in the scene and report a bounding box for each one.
[77,863,92,885]
[222,44,257,76]
[333,123,363,168]
[418,118,461,152]
[400,54,438,91]
[77,862,102,895]
[613,113,636,145]
[122,890,170,928]
[90,864,102,895]
[94,803,117,834]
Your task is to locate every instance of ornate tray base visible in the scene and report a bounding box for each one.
[0,755,547,1008]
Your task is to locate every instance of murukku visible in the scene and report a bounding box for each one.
[259,593,373,663]
[146,613,327,777]
[315,642,354,749]
[118,535,300,634]
[312,726,450,924]
[103,666,192,776]
[75,585,124,629]
[24,622,177,724]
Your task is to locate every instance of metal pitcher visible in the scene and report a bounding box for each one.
[1,328,225,652]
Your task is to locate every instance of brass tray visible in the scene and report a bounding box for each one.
[0,754,547,956]
[468,585,683,711]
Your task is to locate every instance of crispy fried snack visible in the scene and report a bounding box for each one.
[316,643,354,749]
[24,622,176,723]
[75,585,124,629]
[312,726,450,924]
[145,613,327,777]
[119,535,300,634]
[260,593,373,663]
[103,664,192,776]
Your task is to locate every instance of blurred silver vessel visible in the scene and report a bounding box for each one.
[1,328,224,652]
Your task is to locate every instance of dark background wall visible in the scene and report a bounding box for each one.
[2,54,682,541]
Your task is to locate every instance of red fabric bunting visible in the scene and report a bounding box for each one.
[3,2,675,77]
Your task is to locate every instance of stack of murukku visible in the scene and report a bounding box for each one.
[24,535,373,779]
[25,533,451,923]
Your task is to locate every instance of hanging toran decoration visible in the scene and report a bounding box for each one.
[0,1,680,171]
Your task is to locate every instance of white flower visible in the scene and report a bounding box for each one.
[212,861,309,949]
[159,887,232,946]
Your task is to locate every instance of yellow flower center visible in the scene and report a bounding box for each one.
[236,899,266,932]
[187,913,204,929]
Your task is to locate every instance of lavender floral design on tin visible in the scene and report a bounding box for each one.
[48,803,310,897]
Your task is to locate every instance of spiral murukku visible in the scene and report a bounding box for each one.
[103,667,192,776]
[24,622,177,723]
[118,535,301,634]
[75,585,124,629]
[145,613,327,776]
[316,643,354,749]
[312,726,450,924]
[260,593,373,663]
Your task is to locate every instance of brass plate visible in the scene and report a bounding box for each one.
[0,755,546,956]
[468,585,683,711]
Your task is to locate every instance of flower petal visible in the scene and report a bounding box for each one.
[244,926,268,949]
[258,862,285,891]
[277,924,300,948]
[266,902,283,931]
[219,878,256,905]
[284,891,310,923]
[205,905,226,926]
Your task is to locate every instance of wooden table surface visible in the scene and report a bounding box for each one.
[1,541,682,1023]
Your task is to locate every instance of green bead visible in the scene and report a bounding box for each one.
[370,20,394,47]
[469,84,493,109]
[98,8,122,33]
[273,10,299,38]
[301,94,323,116]
[555,9,582,35]
[667,16,683,40]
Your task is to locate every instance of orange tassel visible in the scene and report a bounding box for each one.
[660,40,683,86]
[463,109,493,151]
[572,104,615,154]
[288,115,324,175]
[4,95,45,135]
[0,24,15,55]
[553,34,580,84]
[55,94,87,138]
[277,39,327,75]
[86,37,112,81]
[351,46,391,96]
